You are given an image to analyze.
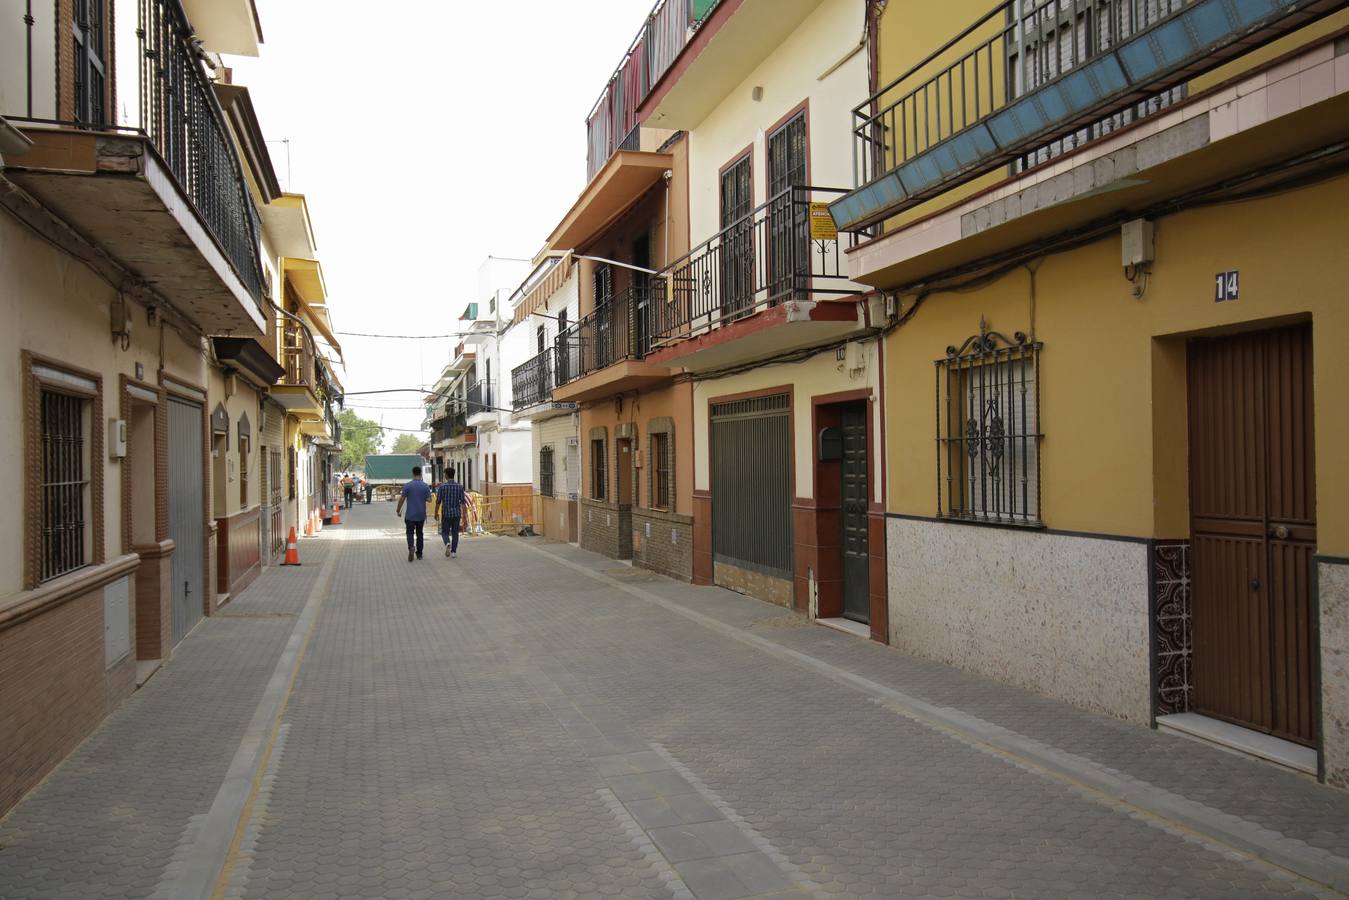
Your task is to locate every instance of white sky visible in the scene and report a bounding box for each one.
[229,1,653,445]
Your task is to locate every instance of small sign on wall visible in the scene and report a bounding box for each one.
[1215,270,1240,302]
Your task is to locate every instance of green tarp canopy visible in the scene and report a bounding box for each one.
[363,454,425,483]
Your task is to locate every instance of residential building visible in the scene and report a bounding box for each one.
[0,0,343,818]
[465,256,532,524]
[834,0,1349,785]
[510,253,582,543]
[536,84,697,578]
[0,0,325,816]
[427,338,477,489]
[590,0,884,612]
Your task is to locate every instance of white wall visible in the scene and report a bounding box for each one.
[686,0,868,247]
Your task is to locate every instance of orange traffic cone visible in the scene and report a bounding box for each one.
[331,502,342,525]
[304,511,314,537]
[282,527,301,566]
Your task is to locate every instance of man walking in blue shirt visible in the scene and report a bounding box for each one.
[395,466,433,562]
[434,471,474,558]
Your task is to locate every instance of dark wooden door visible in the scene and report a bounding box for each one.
[841,403,870,623]
[1188,324,1316,746]
[617,438,633,508]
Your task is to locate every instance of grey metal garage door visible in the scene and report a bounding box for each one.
[168,397,205,644]
[710,393,791,578]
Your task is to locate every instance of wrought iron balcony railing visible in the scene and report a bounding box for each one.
[585,0,723,181]
[554,285,657,386]
[831,0,1348,233]
[6,0,268,309]
[649,186,859,347]
[511,349,554,410]
[466,380,494,417]
[282,321,317,389]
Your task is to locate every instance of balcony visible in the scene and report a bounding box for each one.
[644,186,866,371]
[830,0,1349,233]
[551,286,675,403]
[585,0,720,180]
[448,341,476,373]
[271,320,324,418]
[512,350,553,410]
[466,380,496,427]
[1,0,269,335]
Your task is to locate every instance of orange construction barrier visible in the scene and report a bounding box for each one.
[282,527,301,566]
[331,502,342,525]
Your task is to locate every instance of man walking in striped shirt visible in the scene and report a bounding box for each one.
[434,472,475,558]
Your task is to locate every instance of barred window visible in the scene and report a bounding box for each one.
[540,446,555,499]
[590,439,606,500]
[936,321,1042,526]
[651,432,671,510]
[41,390,90,581]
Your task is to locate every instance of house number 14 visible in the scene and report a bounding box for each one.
[1215,270,1239,302]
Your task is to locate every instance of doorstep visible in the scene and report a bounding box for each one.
[135,658,162,688]
[1157,712,1317,776]
[816,617,871,640]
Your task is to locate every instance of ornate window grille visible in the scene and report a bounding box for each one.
[41,390,89,581]
[936,320,1042,526]
[540,446,555,499]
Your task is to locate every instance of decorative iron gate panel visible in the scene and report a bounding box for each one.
[841,403,870,623]
[167,397,205,644]
[710,394,791,579]
[1187,324,1316,746]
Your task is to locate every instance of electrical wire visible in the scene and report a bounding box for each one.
[336,332,468,339]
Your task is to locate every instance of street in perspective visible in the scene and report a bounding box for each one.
[2,0,1349,898]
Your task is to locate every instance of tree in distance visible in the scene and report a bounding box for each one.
[390,433,426,454]
[338,409,383,470]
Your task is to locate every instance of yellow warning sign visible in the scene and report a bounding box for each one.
[809,202,838,241]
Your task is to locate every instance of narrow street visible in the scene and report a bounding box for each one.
[0,504,1343,900]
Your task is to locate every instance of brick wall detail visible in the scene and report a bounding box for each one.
[632,507,693,582]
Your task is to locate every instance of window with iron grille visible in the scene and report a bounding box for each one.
[540,446,555,499]
[239,435,250,507]
[590,438,607,500]
[650,431,671,511]
[40,390,90,581]
[936,321,1042,526]
[767,110,808,301]
[288,447,297,500]
[72,0,107,125]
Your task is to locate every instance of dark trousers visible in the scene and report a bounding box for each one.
[405,520,425,555]
[365,488,373,504]
[343,487,353,509]
[440,515,461,553]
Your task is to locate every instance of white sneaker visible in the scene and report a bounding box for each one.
[450,551,457,559]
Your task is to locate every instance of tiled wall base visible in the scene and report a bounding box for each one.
[1320,558,1349,789]
[714,561,793,609]
[886,517,1151,724]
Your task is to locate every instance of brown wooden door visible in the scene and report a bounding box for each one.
[617,438,633,507]
[1187,324,1316,745]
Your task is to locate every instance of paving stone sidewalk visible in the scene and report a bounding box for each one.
[0,540,333,900]
[1,505,1346,899]
[537,540,1349,862]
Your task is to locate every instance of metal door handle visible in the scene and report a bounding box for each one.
[1271,525,1290,540]
[1249,578,1261,591]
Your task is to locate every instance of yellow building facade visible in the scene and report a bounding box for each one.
[842,3,1349,786]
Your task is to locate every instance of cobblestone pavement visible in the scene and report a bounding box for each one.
[2,502,1347,899]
